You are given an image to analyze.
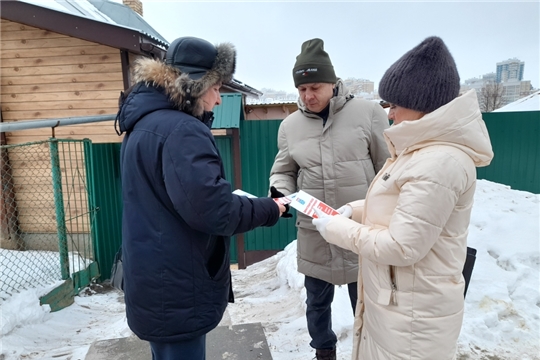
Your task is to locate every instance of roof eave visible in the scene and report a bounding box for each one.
[223,80,263,98]
[0,1,167,58]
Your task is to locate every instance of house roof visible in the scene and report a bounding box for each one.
[20,0,116,23]
[1,0,262,97]
[493,90,540,112]
[224,79,263,98]
[87,0,168,44]
[1,0,167,58]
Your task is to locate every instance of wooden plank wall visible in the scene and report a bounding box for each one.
[0,19,124,245]
[245,103,298,120]
[1,19,125,144]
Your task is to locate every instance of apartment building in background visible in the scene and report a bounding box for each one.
[496,58,525,83]
[461,58,533,110]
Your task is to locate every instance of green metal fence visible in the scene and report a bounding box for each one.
[214,136,239,262]
[238,111,540,255]
[478,111,540,194]
[86,143,123,283]
[87,137,238,275]
[0,139,99,308]
[240,120,298,252]
[83,111,540,274]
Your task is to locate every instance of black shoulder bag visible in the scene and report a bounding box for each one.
[110,246,124,292]
[462,246,477,298]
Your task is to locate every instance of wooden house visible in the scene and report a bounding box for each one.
[0,0,169,144]
[0,0,260,144]
[0,0,262,275]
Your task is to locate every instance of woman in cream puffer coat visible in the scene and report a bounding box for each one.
[313,37,494,359]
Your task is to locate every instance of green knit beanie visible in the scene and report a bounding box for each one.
[292,38,337,87]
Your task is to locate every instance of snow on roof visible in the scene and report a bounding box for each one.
[493,90,540,112]
[88,0,168,44]
[18,0,168,46]
[20,0,116,24]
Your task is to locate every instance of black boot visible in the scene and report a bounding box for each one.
[316,348,336,360]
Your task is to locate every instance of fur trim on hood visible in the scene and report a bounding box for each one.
[130,42,236,117]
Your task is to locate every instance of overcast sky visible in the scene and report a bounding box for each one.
[140,1,539,94]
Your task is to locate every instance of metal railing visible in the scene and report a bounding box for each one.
[0,114,115,133]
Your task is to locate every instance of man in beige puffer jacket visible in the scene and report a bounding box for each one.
[269,38,390,360]
[313,36,494,359]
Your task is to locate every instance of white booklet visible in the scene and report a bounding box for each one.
[232,189,258,198]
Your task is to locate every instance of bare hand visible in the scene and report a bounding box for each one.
[277,203,287,216]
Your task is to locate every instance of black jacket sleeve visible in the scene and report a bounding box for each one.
[162,119,280,235]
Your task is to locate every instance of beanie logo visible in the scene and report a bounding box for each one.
[295,68,318,76]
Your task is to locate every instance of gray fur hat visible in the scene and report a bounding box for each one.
[378,36,460,113]
[131,36,235,117]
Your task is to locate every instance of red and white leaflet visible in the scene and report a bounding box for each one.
[233,189,336,218]
[274,196,292,206]
[288,190,339,218]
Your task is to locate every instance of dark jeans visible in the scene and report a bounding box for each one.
[150,334,206,360]
[305,275,357,350]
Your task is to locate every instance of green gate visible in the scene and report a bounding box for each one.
[0,139,99,310]
[86,143,123,283]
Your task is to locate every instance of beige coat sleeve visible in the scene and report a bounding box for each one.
[325,150,469,267]
[269,122,299,195]
[323,216,370,255]
[347,199,365,222]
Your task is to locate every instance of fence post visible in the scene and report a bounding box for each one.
[83,139,96,230]
[49,138,70,280]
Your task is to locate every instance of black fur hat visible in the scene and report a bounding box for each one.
[166,37,219,80]
[378,36,460,113]
[167,36,236,104]
[130,36,236,117]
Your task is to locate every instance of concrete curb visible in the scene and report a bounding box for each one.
[85,322,273,360]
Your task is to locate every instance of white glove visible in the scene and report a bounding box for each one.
[337,204,352,218]
[312,208,332,239]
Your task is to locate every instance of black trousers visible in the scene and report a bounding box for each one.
[304,275,357,350]
[150,334,206,360]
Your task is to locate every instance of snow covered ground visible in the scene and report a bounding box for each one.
[1,179,539,360]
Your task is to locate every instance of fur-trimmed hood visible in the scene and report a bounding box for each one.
[116,41,236,134]
[130,41,235,118]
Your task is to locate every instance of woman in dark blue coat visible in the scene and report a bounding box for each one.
[116,36,285,360]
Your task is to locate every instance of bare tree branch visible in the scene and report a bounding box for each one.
[479,82,503,112]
